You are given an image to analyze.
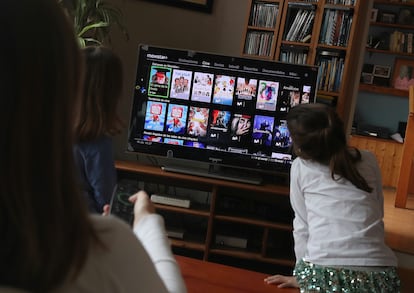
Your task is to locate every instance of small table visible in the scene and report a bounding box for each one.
[175,255,299,293]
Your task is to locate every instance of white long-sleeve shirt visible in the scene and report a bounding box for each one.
[290,150,397,267]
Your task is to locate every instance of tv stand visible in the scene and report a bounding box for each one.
[115,160,294,275]
[161,164,263,185]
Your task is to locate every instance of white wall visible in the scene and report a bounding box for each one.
[107,0,249,160]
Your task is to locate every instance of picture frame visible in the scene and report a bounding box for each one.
[373,65,391,78]
[370,8,378,22]
[379,11,396,24]
[143,0,213,13]
[392,58,414,90]
[361,73,374,84]
[397,8,414,25]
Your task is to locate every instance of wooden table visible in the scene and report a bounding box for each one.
[176,255,299,293]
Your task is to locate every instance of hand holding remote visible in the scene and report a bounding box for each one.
[129,190,156,228]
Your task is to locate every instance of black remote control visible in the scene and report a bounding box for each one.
[109,180,139,225]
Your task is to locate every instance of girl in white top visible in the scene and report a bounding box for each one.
[0,0,186,292]
[264,103,400,292]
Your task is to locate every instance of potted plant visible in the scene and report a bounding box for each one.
[59,0,129,47]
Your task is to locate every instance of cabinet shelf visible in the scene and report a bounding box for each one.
[359,83,409,97]
[318,89,340,97]
[215,214,292,231]
[247,25,276,32]
[370,22,414,30]
[374,0,414,7]
[209,248,295,267]
[170,239,206,251]
[281,40,311,47]
[116,160,294,272]
[154,203,210,217]
[366,48,414,57]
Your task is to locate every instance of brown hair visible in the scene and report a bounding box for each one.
[0,0,98,291]
[286,103,372,193]
[76,46,124,142]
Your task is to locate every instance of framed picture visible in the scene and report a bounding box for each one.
[370,8,378,22]
[143,0,213,13]
[392,58,414,90]
[361,73,374,84]
[379,11,396,24]
[373,65,391,78]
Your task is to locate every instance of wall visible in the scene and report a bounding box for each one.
[107,0,249,160]
[355,92,409,135]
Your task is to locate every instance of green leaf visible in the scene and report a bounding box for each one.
[77,21,109,37]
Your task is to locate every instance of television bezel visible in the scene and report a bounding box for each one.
[126,44,319,182]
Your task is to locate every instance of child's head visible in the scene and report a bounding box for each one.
[77,46,124,141]
[287,103,346,164]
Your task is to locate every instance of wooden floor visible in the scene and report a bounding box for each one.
[383,187,414,255]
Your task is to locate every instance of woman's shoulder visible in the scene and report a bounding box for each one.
[88,215,148,270]
[89,214,133,238]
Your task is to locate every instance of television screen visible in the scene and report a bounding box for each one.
[127,44,318,184]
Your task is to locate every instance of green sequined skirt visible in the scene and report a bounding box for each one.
[293,259,400,293]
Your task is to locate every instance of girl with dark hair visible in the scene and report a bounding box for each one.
[74,46,124,213]
[264,103,400,292]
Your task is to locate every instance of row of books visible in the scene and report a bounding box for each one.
[319,9,353,47]
[284,9,315,43]
[389,30,413,54]
[250,2,279,28]
[317,55,345,92]
[280,50,308,65]
[326,0,356,5]
[244,31,274,56]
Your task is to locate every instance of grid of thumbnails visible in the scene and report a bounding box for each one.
[129,48,318,168]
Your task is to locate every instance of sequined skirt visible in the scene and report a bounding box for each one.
[293,259,400,293]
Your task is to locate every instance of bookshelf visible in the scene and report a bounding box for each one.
[241,0,372,131]
[354,0,414,144]
[358,0,414,97]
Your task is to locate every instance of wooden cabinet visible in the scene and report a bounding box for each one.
[348,134,403,187]
[241,0,372,130]
[359,0,414,97]
[115,160,294,274]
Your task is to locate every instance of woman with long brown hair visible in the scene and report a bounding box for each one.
[0,1,186,292]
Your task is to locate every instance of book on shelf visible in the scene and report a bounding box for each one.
[317,52,344,92]
[389,30,414,54]
[245,31,274,56]
[285,8,315,43]
[250,2,279,28]
[320,9,353,47]
[326,0,356,5]
[280,50,308,64]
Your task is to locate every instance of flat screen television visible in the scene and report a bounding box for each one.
[127,44,319,184]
